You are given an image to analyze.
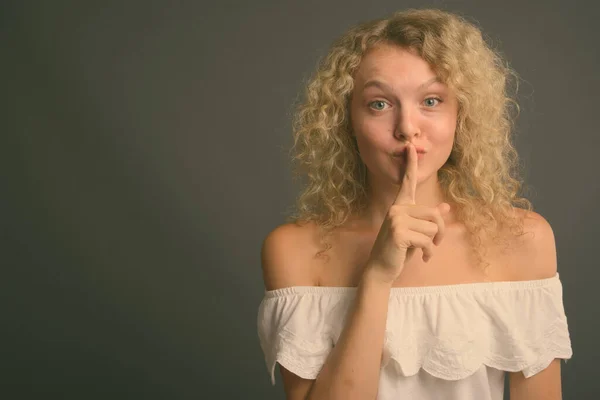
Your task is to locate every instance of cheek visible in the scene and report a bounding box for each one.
[429,114,456,142]
[430,126,456,163]
[432,132,455,155]
[356,134,389,159]
[355,131,394,171]
[355,114,396,145]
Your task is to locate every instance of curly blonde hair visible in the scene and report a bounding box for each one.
[285,8,533,270]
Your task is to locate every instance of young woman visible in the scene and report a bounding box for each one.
[257,8,572,400]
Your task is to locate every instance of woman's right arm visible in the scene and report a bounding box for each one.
[305,266,394,400]
[262,225,393,400]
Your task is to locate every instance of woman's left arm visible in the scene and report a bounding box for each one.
[509,210,564,399]
[509,359,562,400]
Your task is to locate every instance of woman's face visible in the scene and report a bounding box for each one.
[349,43,459,185]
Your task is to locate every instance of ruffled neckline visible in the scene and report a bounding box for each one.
[263,272,560,297]
[258,272,572,383]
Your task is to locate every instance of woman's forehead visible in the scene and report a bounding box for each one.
[354,52,442,91]
[358,45,433,73]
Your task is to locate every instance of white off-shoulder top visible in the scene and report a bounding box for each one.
[257,273,572,400]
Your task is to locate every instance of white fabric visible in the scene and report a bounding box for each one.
[257,273,572,400]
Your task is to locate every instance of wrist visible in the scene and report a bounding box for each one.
[361,263,396,289]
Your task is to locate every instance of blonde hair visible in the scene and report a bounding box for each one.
[286,8,532,270]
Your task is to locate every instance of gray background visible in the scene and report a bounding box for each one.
[3,0,598,398]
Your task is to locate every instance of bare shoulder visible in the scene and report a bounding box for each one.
[260,221,322,291]
[510,209,558,281]
[260,222,322,398]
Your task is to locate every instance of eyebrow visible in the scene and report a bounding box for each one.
[362,77,441,92]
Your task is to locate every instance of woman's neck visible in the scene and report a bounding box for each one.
[359,172,449,231]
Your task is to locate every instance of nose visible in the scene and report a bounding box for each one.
[394,106,420,141]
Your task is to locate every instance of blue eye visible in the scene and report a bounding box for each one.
[424,97,442,107]
[369,100,388,111]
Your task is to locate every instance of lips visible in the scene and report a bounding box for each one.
[391,146,427,157]
[393,153,425,162]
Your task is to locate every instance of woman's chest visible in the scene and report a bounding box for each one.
[314,226,514,288]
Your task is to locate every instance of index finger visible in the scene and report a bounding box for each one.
[394,143,418,205]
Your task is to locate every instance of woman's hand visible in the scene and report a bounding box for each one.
[365,143,450,284]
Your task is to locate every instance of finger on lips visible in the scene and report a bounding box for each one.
[395,143,418,205]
